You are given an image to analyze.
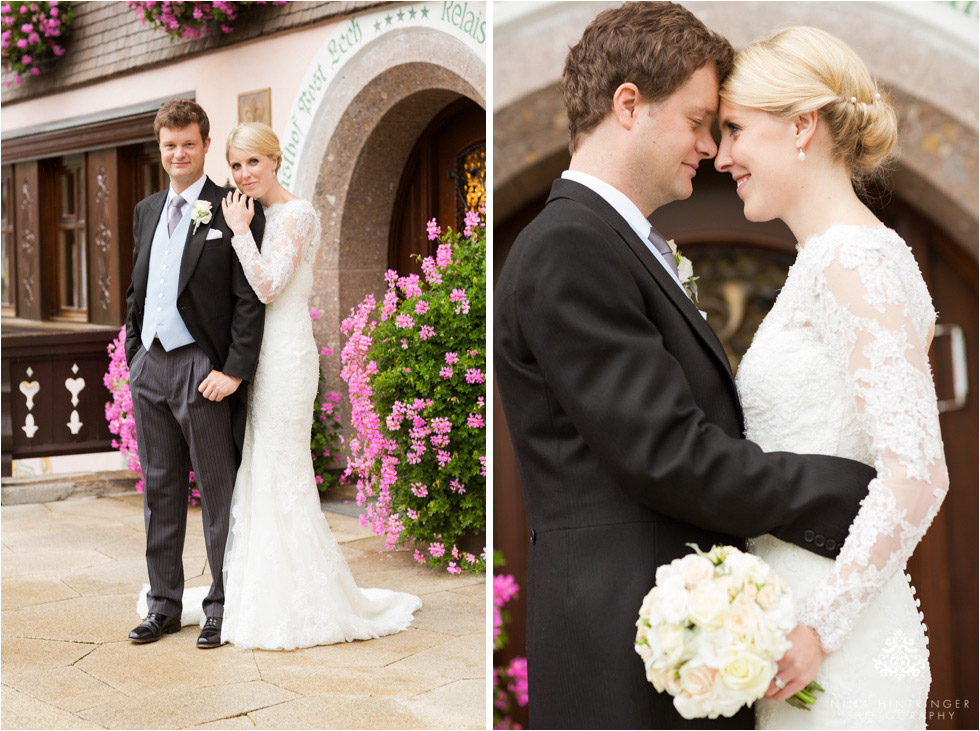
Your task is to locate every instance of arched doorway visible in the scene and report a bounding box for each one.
[389,99,486,276]
[270,12,485,397]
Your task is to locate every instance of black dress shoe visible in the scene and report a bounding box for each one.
[197,616,224,649]
[129,613,181,643]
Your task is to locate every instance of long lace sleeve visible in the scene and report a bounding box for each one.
[231,203,318,304]
[797,233,949,652]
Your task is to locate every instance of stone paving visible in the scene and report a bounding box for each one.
[1,492,486,729]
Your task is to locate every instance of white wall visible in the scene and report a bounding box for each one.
[1,19,344,187]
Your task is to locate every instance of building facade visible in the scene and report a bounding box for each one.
[1,1,487,476]
[493,3,978,728]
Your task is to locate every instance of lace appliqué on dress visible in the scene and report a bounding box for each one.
[231,199,320,304]
[795,227,948,653]
[739,225,943,729]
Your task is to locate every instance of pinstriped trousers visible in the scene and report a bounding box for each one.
[129,340,236,619]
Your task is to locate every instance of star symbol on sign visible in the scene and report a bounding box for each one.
[420,7,429,18]
[385,13,393,25]
[408,7,417,19]
[374,20,381,32]
[397,9,404,21]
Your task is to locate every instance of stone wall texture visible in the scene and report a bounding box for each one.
[1,1,389,103]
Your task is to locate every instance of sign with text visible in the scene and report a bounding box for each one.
[279,2,486,193]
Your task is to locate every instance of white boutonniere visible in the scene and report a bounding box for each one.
[190,200,213,233]
[666,239,699,302]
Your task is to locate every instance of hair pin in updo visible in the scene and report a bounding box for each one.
[847,92,881,105]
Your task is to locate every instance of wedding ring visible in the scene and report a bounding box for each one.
[774,675,787,690]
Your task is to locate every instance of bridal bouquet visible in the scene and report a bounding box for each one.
[635,544,822,719]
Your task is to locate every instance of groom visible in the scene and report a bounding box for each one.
[494,3,876,728]
[125,98,265,649]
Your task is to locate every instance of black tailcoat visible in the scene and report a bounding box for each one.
[125,176,266,460]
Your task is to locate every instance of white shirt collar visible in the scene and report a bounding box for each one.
[167,174,207,210]
[561,170,652,242]
[561,169,686,290]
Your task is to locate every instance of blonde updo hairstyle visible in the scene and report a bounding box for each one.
[226,121,283,173]
[720,27,897,186]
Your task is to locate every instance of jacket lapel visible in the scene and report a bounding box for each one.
[177,177,218,296]
[548,178,735,384]
[133,190,167,306]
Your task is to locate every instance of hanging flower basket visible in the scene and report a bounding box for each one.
[126,0,285,43]
[0,1,73,87]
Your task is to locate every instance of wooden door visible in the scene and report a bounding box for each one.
[389,98,485,276]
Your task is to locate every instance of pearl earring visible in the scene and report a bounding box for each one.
[798,147,806,161]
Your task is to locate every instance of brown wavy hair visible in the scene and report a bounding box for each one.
[153,98,210,143]
[562,2,734,153]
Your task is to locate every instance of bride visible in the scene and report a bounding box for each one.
[714,27,948,728]
[137,122,422,650]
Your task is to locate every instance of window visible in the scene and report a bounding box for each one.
[137,143,166,201]
[1,106,161,327]
[454,141,486,231]
[53,156,88,320]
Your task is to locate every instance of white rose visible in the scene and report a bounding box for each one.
[756,583,779,610]
[724,551,766,583]
[714,574,739,598]
[677,256,694,283]
[190,200,214,232]
[639,588,658,620]
[679,663,718,699]
[659,625,689,667]
[689,584,729,629]
[645,663,669,693]
[706,685,750,718]
[725,600,763,644]
[718,648,773,700]
[658,585,690,625]
[673,694,708,720]
[678,554,715,588]
[636,640,654,664]
[664,669,683,696]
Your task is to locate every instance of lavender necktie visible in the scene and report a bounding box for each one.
[647,226,679,279]
[168,195,185,237]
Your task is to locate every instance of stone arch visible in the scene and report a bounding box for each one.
[287,23,485,387]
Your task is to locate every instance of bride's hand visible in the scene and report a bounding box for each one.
[764,624,826,702]
[222,190,254,236]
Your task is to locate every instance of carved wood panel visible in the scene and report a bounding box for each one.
[86,150,119,326]
[13,162,40,320]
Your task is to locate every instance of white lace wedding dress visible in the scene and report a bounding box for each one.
[737,225,948,729]
[137,199,422,649]
[222,198,422,649]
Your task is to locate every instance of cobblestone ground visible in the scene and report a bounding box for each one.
[1,493,486,729]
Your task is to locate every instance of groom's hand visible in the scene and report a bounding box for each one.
[198,370,242,402]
